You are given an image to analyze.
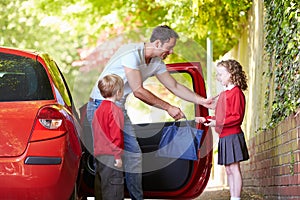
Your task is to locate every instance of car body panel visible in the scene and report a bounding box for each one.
[0,46,82,199]
[0,136,74,199]
[0,101,56,157]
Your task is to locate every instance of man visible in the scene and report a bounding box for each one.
[86,25,213,200]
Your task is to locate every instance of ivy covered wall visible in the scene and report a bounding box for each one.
[263,0,299,129]
[223,0,299,137]
[217,1,299,197]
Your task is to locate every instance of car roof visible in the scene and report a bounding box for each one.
[0,46,48,60]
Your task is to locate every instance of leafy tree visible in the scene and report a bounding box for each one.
[1,0,252,70]
[29,0,252,60]
[0,0,81,90]
[0,0,252,108]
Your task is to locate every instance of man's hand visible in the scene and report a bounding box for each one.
[201,95,219,109]
[166,105,185,120]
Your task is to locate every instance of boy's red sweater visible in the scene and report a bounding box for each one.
[92,100,124,159]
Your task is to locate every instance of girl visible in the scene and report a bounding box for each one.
[196,59,249,200]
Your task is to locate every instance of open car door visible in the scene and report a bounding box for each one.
[78,62,212,199]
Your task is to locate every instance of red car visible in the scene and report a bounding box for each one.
[78,62,212,199]
[0,46,82,199]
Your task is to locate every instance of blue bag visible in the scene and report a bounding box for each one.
[157,119,204,160]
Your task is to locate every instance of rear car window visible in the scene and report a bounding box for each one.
[0,52,54,101]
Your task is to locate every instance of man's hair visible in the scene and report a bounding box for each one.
[150,25,179,44]
[98,74,124,98]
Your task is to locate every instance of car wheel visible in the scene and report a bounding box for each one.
[82,151,96,188]
[77,151,96,199]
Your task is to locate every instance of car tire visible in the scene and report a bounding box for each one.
[82,151,96,188]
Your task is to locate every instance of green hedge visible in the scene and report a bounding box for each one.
[263,0,300,128]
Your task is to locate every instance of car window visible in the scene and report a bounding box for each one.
[0,53,53,101]
[126,72,195,124]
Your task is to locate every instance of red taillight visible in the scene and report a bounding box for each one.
[38,107,63,129]
[30,106,67,142]
[39,118,62,129]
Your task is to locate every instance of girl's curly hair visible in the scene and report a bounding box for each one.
[217,59,248,91]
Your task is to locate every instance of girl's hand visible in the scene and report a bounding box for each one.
[196,117,216,127]
[195,117,206,123]
[204,119,216,127]
[114,159,123,168]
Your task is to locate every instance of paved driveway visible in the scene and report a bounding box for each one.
[196,188,264,200]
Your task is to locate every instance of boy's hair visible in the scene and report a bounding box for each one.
[98,74,124,98]
[217,59,248,91]
[150,25,179,45]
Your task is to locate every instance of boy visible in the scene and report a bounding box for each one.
[92,74,125,200]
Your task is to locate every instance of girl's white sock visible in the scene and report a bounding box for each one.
[230,197,241,200]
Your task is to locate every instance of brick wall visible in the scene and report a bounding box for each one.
[241,114,300,199]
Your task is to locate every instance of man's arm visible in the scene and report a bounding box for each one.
[156,71,213,107]
[124,66,185,120]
